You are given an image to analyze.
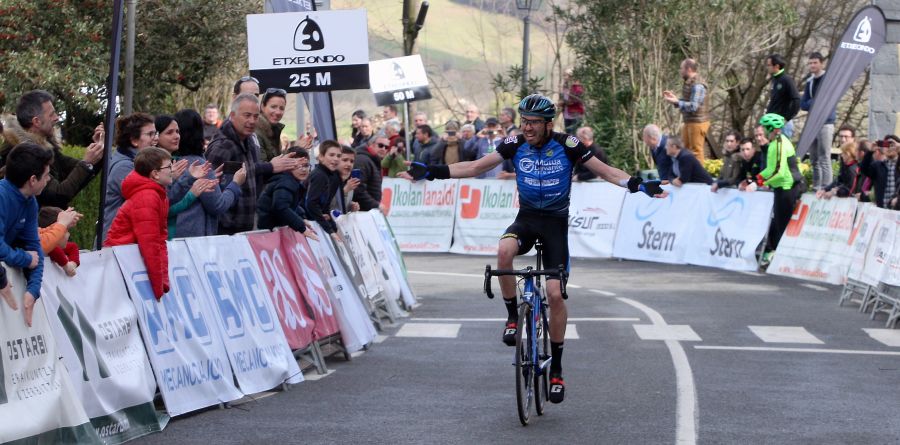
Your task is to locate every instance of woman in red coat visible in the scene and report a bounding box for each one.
[104,147,173,299]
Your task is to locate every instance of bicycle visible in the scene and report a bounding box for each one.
[483,241,568,426]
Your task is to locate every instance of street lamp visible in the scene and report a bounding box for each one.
[516,0,542,95]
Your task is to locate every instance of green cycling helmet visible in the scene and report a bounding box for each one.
[758,113,786,132]
[518,93,556,120]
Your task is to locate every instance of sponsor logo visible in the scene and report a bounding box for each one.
[504,136,518,144]
[392,61,406,80]
[136,269,213,353]
[460,185,481,219]
[565,136,579,148]
[634,193,674,221]
[784,202,809,237]
[459,184,516,219]
[710,227,745,259]
[854,16,872,43]
[294,16,324,51]
[204,261,276,339]
[582,207,608,215]
[546,148,554,157]
[519,158,535,173]
[381,187,392,215]
[637,221,676,252]
[707,196,745,226]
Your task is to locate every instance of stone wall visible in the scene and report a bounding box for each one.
[871,1,900,138]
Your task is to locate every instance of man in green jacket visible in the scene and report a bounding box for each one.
[758,113,806,265]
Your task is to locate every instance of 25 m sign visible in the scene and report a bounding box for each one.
[247,10,370,92]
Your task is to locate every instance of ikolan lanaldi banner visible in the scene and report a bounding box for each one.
[0,266,99,444]
[450,179,519,255]
[769,194,858,284]
[114,243,242,417]
[185,237,303,394]
[40,251,165,443]
[613,184,699,264]
[683,187,773,271]
[867,210,900,286]
[845,203,881,283]
[568,182,626,258]
[381,178,456,252]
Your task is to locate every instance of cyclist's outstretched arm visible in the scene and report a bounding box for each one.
[448,152,505,178]
[583,156,631,185]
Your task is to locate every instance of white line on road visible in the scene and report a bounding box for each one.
[409,317,640,322]
[617,297,697,445]
[739,271,764,277]
[748,326,824,344]
[566,324,580,340]
[396,322,461,338]
[862,329,900,347]
[800,283,830,292]
[589,289,617,296]
[633,324,702,342]
[408,270,483,278]
[695,345,900,356]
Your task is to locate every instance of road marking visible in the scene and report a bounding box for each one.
[566,324,579,340]
[568,284,583,289]
[695,345,900,357]
[304,369,336,381]
[408,270,483,278]
[749,326,824,344]
[396,322,461,338]
[589,289,617,296]
[739,271,764,277]
[801,283,830,292]
[374,335,389,344]
[633,324,702,342]
[618,297,697,445]
[350,351,366,358]
[409,317,639,322]
[863,329,900,347]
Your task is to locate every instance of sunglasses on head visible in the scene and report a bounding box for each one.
[262,88,287,104]
[239,75,259,83]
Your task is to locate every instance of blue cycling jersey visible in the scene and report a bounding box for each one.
[497,132,592,217]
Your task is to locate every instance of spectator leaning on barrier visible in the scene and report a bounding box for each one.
[0,143,52,326]
[801,52,837,190]
[104,147,174,300]
[765,54,801,139]
[757,113,806,265]
[0,90,104,209]
[860,135,900,208]
[665,136,713,186]
[817,142,861,199]
[305,140,343,240]
[206,93,299,235]
[171,109,246,238]
[573,127,609,182]
[103,113,160,237]
[663,58,709,162]
[712,138,763,192]
[331,145,360,214]
[642,124,673,182]
[718,130,742,185]
[257,147,319,240]
[753,125,769,172]
[257,88,288,162]
[354,136,387,212]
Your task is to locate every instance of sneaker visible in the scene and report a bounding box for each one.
[760,251,774,267]
[502,322,517,346]
[549,373,565,404]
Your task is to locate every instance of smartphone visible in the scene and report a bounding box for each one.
[351,168,362,179]
[487,131,495,137]
[447,131,457,137]
[223,161,242,174]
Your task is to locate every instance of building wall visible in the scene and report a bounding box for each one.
[871,1,900,138]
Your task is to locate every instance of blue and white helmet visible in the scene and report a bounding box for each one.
[518,93,556,120]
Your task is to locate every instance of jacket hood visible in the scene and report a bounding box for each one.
[121,170,165,200]
[256,115,285,140]
[2,117,58,152]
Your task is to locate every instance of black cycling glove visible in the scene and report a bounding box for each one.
[626,176,664,197]
[407,162,450,181]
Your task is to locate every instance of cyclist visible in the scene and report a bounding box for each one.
[756,113,805,266]
[407,93,665,403]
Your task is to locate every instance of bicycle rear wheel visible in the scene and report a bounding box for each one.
[515,304,533,426]
[534,304,549,415]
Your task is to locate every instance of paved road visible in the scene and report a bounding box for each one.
[134,253,900,444]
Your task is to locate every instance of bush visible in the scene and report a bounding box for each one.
[60,145,101,249]
[703,159,723,177]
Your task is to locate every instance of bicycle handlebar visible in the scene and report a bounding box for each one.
[483,265,568,300]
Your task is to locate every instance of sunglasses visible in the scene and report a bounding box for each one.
[239,75,259,83]
[376,143,389,148]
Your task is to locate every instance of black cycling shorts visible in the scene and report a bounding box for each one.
[500,212,569,278]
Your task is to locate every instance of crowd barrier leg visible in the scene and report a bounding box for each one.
[294,343,329,375]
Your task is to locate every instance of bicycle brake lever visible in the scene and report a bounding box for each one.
[484,265,494,299]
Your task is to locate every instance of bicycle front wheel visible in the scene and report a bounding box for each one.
[515,303,534,426]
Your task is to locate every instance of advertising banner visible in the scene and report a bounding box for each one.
[40,251,164,443]
[381,178,456,252]
[0,266,99,444]
[246,10,370,92]
[245,231,317,350]
[369,55,432,105]
[306,226,377,352]
[336,214,383,300]
[863,209,900,285]
[185,237,302,394]
[846,203,882,282]
[370,210,418,304]
[568,182,626,258]
[613,184,699,264]
[114,243,242,416]
[449,179,519,255]
[280,230,342,339]
[683,188,773,271]
[769,194,858,284]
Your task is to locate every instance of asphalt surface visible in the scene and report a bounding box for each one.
[133,253,900,444]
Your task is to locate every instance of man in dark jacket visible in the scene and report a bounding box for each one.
[666,137,713,186]
[642,124,672,182]
[206,94,298,234]
[765,54,801,138]
[428,121,474,166]
[800,52,837,189]
[0,90,104,209]
[412,125,439,163]
[353,136,386,211]
[860,135,900,208]
[712,138,763,192]
[573,126,609,181]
